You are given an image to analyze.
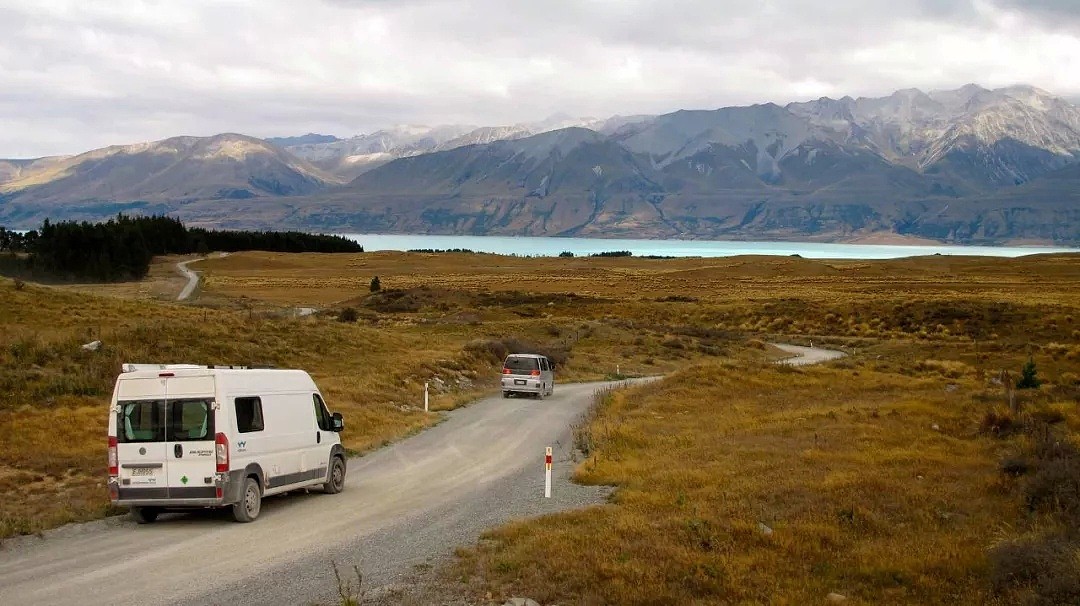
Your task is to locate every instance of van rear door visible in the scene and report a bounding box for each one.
[116,376,169,499]
[164,376,217,499]
[115,374,217,500]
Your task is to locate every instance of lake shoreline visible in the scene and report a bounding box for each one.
[338,232,1077,260]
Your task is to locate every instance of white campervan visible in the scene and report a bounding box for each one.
[107,364,347,524]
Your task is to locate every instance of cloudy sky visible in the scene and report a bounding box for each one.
[1,0,1079,158]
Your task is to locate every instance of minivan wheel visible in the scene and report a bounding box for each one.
[131,506,159,524]
[502,391,510,398]
[536,389,545,400]
[323,456,346,494]
[232,477,262,523]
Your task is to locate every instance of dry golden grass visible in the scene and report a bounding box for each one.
[195,251,1080,309]
[453,354,1079,605]
[3,249,1079,605]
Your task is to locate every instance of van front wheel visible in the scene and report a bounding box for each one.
[232,477,262,523]
[323,456,346,494]
[131,506,159,524]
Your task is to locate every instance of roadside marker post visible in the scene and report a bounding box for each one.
[424,382,429,412]
[544,447,552,498]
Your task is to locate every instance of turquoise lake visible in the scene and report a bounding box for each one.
[341,233,1076,260]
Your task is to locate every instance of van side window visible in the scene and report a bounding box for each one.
[313,394,332,431]
[235,397,264,433]
[542,358,550,371]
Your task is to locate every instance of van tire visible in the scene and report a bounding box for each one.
[232,477,262,523]
[131,506,159,524]
[323,456,346,494]
[536,389,545,400]
[502,391,510,398]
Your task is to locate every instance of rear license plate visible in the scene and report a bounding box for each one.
[514,379,526,385]
[131,467,154,476]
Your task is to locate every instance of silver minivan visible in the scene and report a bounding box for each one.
[501,354,555,399]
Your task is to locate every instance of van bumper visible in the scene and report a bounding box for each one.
[501,378,544,393]
[109,471,244,508]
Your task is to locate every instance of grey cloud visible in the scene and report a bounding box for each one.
[992,0,1080,29]
[0,0,1076,157]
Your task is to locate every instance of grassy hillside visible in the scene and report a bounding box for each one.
[3,250,1079,604]
[454,357,1080,604]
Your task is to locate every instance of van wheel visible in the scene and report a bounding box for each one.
[323,456,346,494]
[232,477,262,523]
[131,506,159,524]
[502,391,510,398]
[536,389,545,400]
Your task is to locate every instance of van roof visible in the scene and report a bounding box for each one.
[117,366,314,381]
[121,364,262,373]
[505,353,546,359]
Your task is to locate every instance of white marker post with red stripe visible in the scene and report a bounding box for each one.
[544,446,552,498]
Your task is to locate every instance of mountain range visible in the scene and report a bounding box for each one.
[2,84,1079,244]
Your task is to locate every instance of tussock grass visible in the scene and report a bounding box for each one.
[455,361,1047,603]
[3,248,1080,605]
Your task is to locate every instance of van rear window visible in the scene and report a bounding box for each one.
[117,399,215,443]
[504,356,540,373]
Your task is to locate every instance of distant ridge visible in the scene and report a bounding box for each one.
[2,84,1079,245]
[264,133,341,147]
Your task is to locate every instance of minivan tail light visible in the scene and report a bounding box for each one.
[215,432,229,473]
[108,436,118,476]
[502,368,511,374]
[530,370,541,376]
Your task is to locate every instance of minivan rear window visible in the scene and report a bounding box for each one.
[504,356,540,373]
[117,399,215,443]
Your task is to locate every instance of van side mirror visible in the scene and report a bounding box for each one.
[331,412,344,432]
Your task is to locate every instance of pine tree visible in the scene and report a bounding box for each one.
[1016,356,1040,389]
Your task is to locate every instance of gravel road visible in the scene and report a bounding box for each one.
[772,343,847,366]
[0,380,640,606]
[175,259,200,301]
[176,253,228,301]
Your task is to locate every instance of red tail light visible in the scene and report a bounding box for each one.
[502,368,511,374]
[108,436,118,476]
[215,432,229,473]
[530,370,541,376]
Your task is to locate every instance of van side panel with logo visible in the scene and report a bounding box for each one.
[107,366,347,524]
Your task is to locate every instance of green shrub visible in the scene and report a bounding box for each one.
[1017,357,1040,389]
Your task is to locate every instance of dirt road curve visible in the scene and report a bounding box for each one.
[0,380,641,606]
[772,343,847,366]
[175,259,199,301]
[176,253,228,301]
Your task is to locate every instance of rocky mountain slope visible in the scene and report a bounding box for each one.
[0,134,336,224]
[1,85,1078,244]
[270,115,641,181]
[296,85,1077,243]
